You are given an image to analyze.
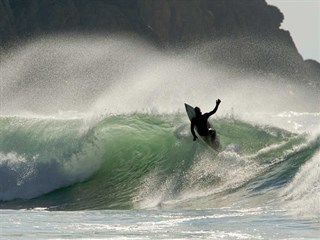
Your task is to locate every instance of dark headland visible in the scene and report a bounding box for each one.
[0,0,319,89]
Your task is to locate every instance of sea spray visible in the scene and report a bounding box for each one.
[0,34,318,118]
[281,142,320,221]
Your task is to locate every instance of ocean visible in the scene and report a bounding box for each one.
[0,36,319,239]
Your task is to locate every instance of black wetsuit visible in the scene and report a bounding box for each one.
[191,113,211,136]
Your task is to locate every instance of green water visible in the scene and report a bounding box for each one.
[1,113,317,211]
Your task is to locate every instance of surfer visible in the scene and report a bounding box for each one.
[191,99,221,141]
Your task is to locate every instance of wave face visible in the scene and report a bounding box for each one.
[0,36,319,221]
[1,114,319,214]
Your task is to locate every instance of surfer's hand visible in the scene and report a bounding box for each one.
[216,99,221,105]
[193,136,198,141]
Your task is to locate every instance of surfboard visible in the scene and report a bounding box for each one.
[185,103,196,121]
[184,103,220,151]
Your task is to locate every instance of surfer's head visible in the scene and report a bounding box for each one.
[195,107,201,116]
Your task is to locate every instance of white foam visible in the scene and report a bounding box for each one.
[0,144,103,200]
[281,149,320,220]
[0,152,67,200]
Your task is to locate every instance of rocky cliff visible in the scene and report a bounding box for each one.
[0,0,288,46]
[0,0,319,85]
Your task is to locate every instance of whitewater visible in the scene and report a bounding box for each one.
[0,35,319,239]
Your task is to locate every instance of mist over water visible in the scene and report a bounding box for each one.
[0,34,318,118]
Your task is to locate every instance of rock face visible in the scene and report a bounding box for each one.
[0,0,319,85]
[139,0,285,46]
[0,0,286,46]
[0,0,15,44]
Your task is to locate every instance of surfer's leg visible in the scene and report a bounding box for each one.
[208,129,216,139]
[208,129,219,149]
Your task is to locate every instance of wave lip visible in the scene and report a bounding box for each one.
[0,152,69,200]
[0,117,103,202]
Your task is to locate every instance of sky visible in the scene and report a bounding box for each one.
[266,0,320,62]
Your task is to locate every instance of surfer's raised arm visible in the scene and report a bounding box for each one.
[206,99,221,117]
